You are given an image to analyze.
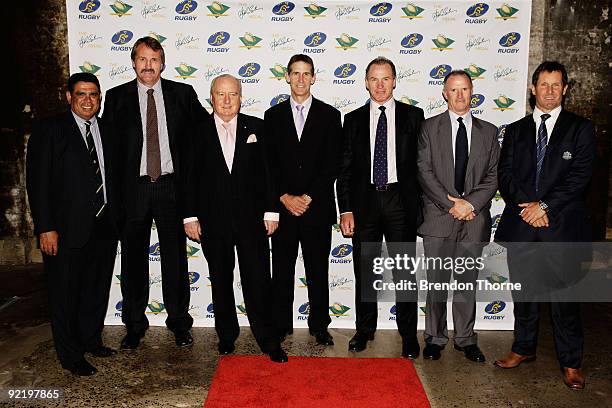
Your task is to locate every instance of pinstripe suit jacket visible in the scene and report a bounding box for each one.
[417,110,500,239]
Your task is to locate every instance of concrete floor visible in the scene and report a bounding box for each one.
[1,264,611,408]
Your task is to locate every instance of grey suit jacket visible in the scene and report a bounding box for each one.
[417,110,500,239]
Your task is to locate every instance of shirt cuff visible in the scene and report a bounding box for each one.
[264,212,279,222]
[340,212,353,216]
[183,217,198,224]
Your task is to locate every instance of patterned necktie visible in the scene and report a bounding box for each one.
[146,88,162,180]
[295,104,305,139]
[85,120,105,217]
[454,117,469,196]
[535,113,551,192]
[373,106,388,187]
[221,122,235,172]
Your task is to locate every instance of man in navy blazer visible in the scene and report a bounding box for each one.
[336,57,424,357]
[494,61,596,390]
[27,73,119,375]
[264,54,342,346]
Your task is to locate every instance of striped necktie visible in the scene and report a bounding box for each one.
[535,113,551,192]
[85,120,105,217]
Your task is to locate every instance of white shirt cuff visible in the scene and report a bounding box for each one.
[264,212,279,222]
[183,217,198,224]
[340,212,353,216]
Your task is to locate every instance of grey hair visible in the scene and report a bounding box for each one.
[210,74,242,96]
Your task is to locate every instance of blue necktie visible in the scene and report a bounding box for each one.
[373,106,387,187]
[535,113,551,192]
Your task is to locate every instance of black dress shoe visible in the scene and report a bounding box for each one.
[423,343,443,360]
[279,328,293,342]
[174,330,193,347]
[218,341,235,355]
[309,329,334,346]
[267,347,289,363]
[67,358,97,376]
[401,340,420,359]
[87,345,117,358]
[348,332,374,352]
[120,332,144,350]
[454,343,486,362]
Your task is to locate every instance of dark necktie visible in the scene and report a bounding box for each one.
[373,106,388,187]
[454,116,468,196]
[535,113,551,192]
[146,88,162,180]
[85,120,105,217]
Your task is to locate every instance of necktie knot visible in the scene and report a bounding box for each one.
[296,104,304,113]
[147,88,154,96]
[85,120,91,131]
[222,122,231,132]
[457,117,463,124]
[541,113,551,122]
[379,106,386,113]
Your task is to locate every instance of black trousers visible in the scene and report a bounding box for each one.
[202,228,279,353]
[120,176,192,334]
[507,246,584,368]
[352,187,418,341]
[44,211,117,368]
[271,215,332,333]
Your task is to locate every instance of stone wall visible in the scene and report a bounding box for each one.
[1,0,610,264]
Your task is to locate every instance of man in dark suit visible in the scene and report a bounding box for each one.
[494,61,596,390]
[103,36,206,349]
[417,70,499,363]
[183,74,288,363]
[264,54,342,346]
[336,57,424,357]
[27,73,119,375]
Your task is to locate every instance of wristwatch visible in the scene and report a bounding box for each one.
[538,201,549,213]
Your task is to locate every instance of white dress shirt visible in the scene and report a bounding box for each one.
[448,110,473,164]
[137,79,173,176]
[72,112,107,203]
[290,95,313,141]
[533,105,562,143]
[369,98,398,183]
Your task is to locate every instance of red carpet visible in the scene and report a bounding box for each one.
[204,356,430,408]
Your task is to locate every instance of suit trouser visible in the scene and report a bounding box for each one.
[44,211,117,368]
[352,187,418,340]
[422,221,483,348]
[271,214,332,333]
[202,229,279,353]
[120,176,193,335]
[507,246,583,368]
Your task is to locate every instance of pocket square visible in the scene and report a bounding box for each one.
[247,134,257,143]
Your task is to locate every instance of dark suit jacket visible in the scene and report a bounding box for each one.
[26,110,119,248]
[417,111,500,240]
[182,113,277,238]
[264,97,342,225]
[102,78,206,220]
[336,100,425,232]
[495,110,596,242]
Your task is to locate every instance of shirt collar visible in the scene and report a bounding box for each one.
[71,111,97,127]
[448,110,472,127]
[290,95,313,111]
[213,113,238,128]
[533,105,562,123]
[370,97,395,113]
[137,78,163,94]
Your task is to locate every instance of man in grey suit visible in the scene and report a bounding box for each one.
[417,70,500,362]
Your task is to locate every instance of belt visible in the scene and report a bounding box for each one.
[370,182,399,192]
[138,173,174,183]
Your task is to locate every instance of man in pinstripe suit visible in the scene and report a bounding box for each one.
[417,70,500,362]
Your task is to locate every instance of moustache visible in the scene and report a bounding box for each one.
[140,69,156,73]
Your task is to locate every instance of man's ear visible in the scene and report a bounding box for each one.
[66,91,72,104]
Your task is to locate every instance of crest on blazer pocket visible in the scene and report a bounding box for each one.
[562,151,572,160]
[246,134,257,143]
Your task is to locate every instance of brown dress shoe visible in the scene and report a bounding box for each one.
[493,351,536,368]
[562,367,585,390]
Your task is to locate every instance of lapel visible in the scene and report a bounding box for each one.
[438,111,455,190]
[232,114,249,174]
[160,79,177,156]
[208,115,231,175]
[65,111,91,163]
[300,97,317,144]
[359,103,371,174]
[546,109,567,151]
[465,114,483,181]
[280,100,300,145]
[126,80,143,160]
[523,115,537,172]
[394,100,407,169]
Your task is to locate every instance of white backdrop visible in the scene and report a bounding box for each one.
[66,0,531,330]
